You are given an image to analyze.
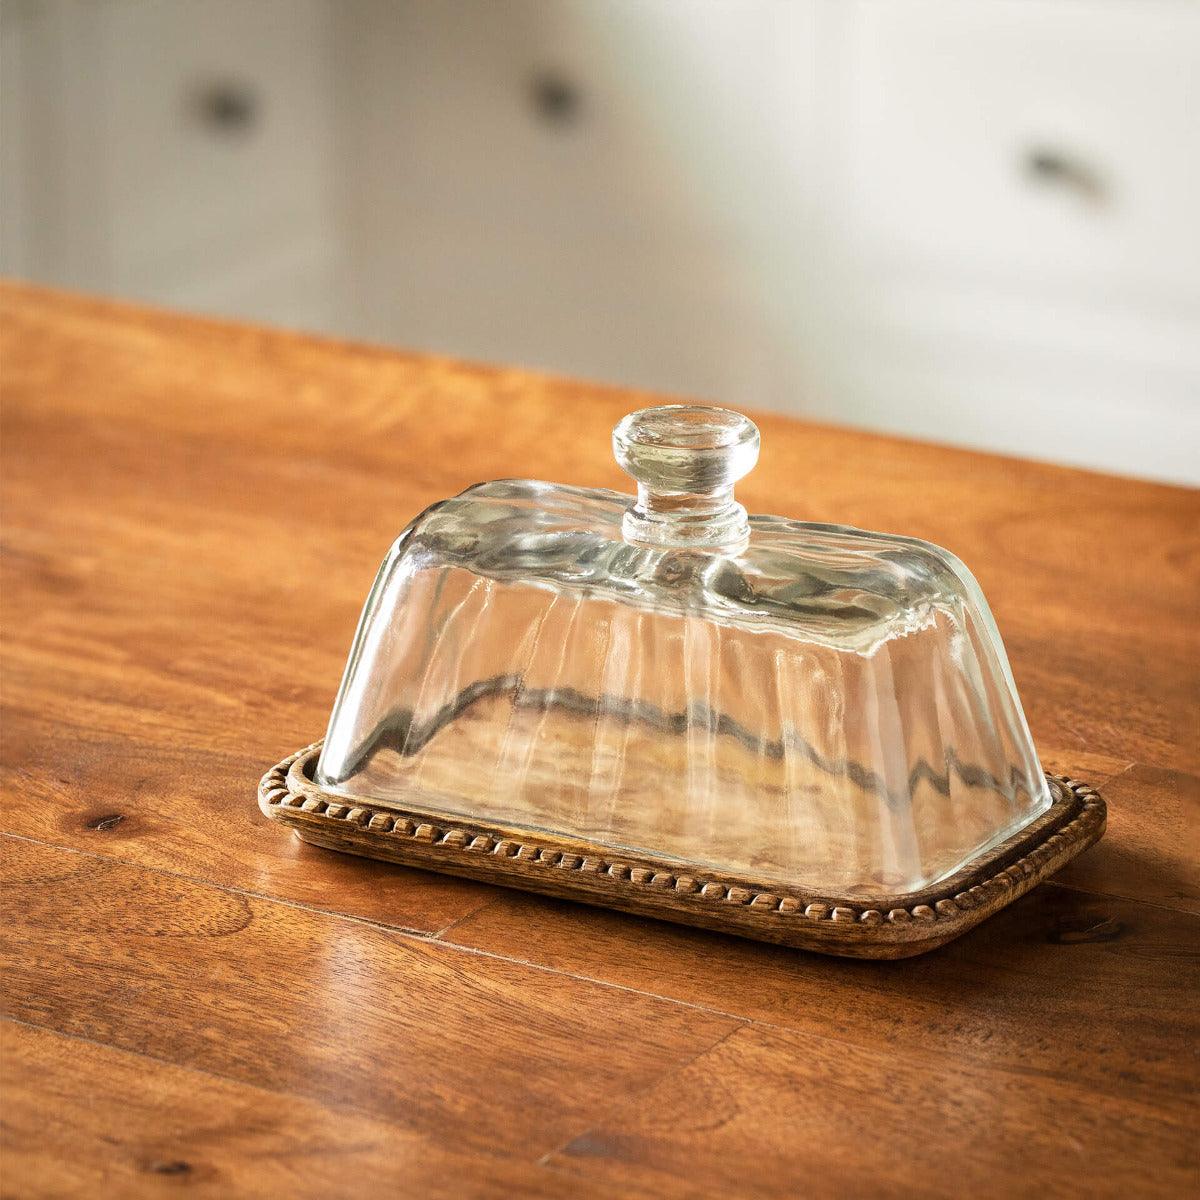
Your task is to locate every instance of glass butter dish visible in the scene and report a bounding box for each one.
[260,405,1105,958]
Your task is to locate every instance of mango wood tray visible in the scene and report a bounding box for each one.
[258,742,1105,959]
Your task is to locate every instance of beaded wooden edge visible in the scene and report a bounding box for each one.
[258,742,1105,959]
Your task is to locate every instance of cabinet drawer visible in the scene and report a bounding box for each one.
[839,0,1200,302]
[340,0,814,244]
[95,0,333,288]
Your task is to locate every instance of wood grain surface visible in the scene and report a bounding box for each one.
[2,282,1198,1198]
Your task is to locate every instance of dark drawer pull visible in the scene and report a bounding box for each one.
[193,80,260,134]
[528,70,581,127]
[1024,146,1106,203]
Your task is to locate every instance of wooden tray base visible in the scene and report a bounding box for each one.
[258,742,1105,959]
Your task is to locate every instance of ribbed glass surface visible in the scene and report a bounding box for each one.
[318,408,1049,897]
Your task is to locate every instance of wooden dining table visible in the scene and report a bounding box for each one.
[2,282,1197,1199]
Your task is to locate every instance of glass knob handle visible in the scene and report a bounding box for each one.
[613,405,759,551]
[614,405,759,494]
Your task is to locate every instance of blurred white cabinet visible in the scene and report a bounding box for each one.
[815,0,1200,480]
[1,0,338,330]
[333,0,818,408]
[2,0,1197,482]
[841,1,1200,301]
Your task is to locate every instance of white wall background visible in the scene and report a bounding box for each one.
[3,0,1198,483]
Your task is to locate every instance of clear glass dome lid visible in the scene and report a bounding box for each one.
[317,405,1050,898]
